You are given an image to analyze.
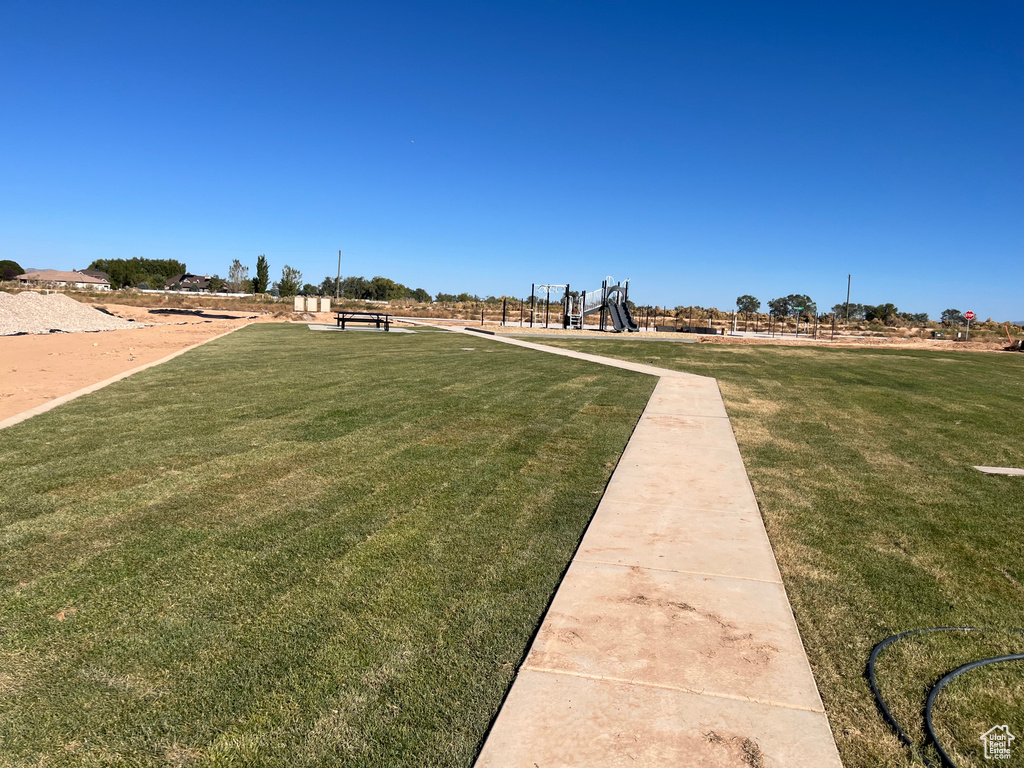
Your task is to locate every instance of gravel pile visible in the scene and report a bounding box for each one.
[0,292,137,335]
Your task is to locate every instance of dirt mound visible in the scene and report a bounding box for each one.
[0,292,138,335]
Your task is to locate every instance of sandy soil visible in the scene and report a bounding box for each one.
[0,304,427,423]
[0,306,263,421]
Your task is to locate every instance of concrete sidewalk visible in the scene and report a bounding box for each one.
[460,329,842,768]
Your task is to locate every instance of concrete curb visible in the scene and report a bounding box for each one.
[0,323,253,432]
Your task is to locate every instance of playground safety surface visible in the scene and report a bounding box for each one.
[456,330,843,768]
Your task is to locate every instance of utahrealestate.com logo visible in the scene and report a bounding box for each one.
[981,725,1015,760]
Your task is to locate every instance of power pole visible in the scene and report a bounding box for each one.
[335,250,342,299]
[845,274,851,323]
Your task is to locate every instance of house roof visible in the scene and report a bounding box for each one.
[18,269,109,284]
[165,273,211,287]
[76,268,111,280]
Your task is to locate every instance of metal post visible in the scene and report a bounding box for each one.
[845,274,851,323]
[544,286,550,328]
[502,297,506,326]
[335,249,342,299]
[563,284,570,329]
[530,284,535,328]
[831,313,836,341]
[813,313,818,339]
[688,306,693,331]
[520,298,524,327]
[481,308,484,326]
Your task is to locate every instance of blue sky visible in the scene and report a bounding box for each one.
[2,2,1021,319]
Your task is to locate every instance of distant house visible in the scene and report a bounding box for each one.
[164,273,211,292]
[75,268,111,282]
[17,269,110,291]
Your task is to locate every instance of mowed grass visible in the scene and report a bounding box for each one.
[0,325,655,767]
[537,337,1024,768]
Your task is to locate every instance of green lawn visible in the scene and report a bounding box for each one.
[0,325,655,767]
[536,337,1024,768]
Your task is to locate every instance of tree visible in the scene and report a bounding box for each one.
[736,295,760,314]
[345,276,371,299]
[767,297,791,316]
[254,255,270,293]
[0,260,24,280]
[899,311,929,324]
[318,276,337,297]
[435,292,455,303]
[208,275,226,293]
[367,276,398,301]
[301,283,318,295]
[411,288,431,303]
[785,294,815,318]
[941,308,966,326]
[864,303,899,324]
[277,265,301,297]
[831,302,865,320]
[227,259,249,292]
[89,258,186,289]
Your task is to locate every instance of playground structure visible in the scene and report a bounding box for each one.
[528,277,640,332]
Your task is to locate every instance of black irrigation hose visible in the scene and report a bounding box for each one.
[868,627,1024,768]
[926,654,1024,767]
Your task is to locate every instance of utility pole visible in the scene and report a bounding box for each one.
[335,250,342,299]
[845,274,851,323]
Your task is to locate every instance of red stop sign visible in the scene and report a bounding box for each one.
[965,311,976,320]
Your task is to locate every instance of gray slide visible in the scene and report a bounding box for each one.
[607,301,639,332]
[620,302,640,331]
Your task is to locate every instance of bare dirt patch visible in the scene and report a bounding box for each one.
[0,312,262,421]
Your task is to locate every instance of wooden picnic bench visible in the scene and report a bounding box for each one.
[335,310,392,331]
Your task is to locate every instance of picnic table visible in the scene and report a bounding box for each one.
[335,311,392,331]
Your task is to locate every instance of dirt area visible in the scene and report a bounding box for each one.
[0,302,429,424]
[0,305,265,422]
[475,322,1017,352]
